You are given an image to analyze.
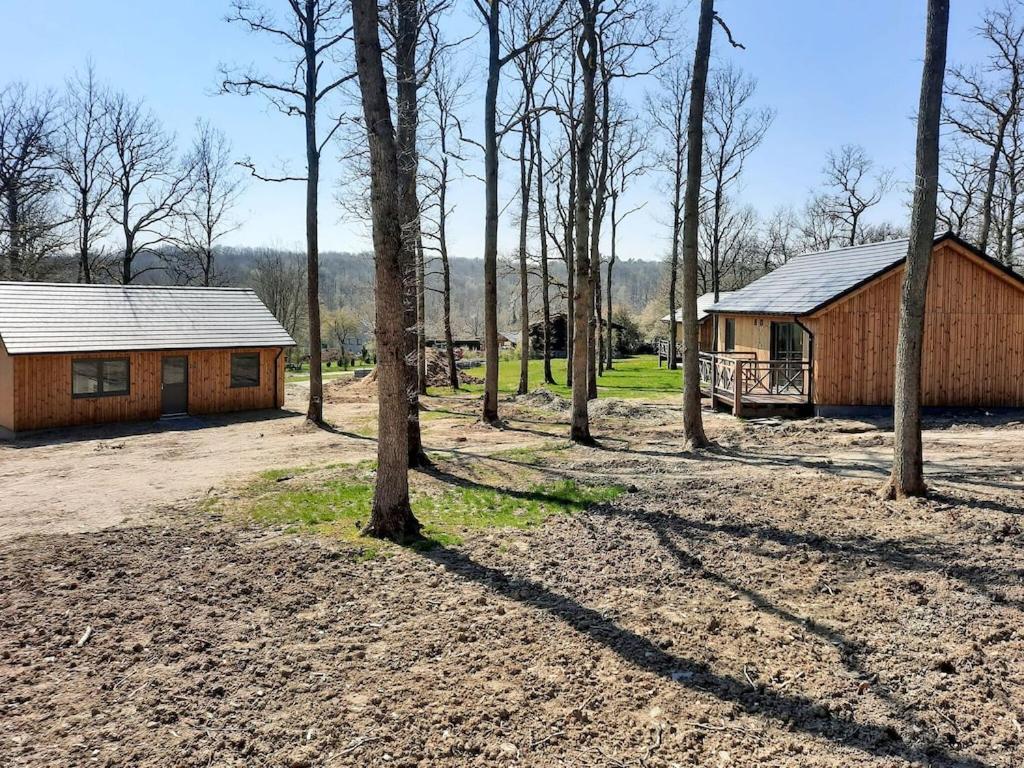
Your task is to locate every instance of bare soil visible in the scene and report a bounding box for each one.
[1,390,1022,767]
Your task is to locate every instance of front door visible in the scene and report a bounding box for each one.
[161,356,189,415]
[769,322,804,394]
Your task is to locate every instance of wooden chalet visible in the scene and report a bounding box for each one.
[699,233,1024,416]
[0,282,294,435]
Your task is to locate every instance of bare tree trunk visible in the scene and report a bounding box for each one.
[438,155,459,390]
[571,0,598,444]
[517,104,534,395]
[395,0,427,464]
[417,235,427,395]
[482,11,502,424]
[607,190,617,370]
[667,154,681,370]
[351,0,419,540]
[680,0,714,449]
[883,0,949,499]
[533,113,556,385]
[303,8,324,425]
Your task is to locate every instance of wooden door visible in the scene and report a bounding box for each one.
[161,356,189,415]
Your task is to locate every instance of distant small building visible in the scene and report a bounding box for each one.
[0,282,294,435]
[528,313,623,357]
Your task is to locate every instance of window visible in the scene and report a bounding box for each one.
[724,318,736,352]
[72,359,130,398]
[231,353,260,388]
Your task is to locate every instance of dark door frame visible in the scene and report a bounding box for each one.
[161,355,189,416]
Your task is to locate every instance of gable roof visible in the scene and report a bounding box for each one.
[662,292,733,323]
[708,239,910,316]
[708,233,1024,317]
[0,282,295,355]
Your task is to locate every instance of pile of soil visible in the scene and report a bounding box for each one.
[424,349,482,387]
[588,398,662,421]
[511,387,571,413]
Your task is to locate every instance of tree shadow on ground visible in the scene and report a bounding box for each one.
[415,539,993,768]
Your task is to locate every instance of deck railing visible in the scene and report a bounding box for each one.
[699,351,811,414]
[656,338,683,366]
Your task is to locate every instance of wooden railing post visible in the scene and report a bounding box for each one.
[733,358,744,417]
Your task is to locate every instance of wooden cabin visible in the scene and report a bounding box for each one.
[0,282,294,435]
[699,233,1024,416]
[659,292,733,363]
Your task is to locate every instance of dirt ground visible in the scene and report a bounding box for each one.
[1,383,1023,767]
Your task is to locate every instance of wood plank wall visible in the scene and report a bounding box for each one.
[10,346,285,432]
[671,319,715,351]
[0,339,14,431]
[803,241,1024,407]
[713,314,808,359]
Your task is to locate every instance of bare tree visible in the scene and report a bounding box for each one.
[646,58,688,369]
[221,0,355,425]
[249,248,308,352]
[531,98,557,384]
[56,64,114,284]
[0,84,64,281]
[474,0,566,425]
[605,115,646,369]
[105,92,193,284]
[681,0,743,449]
[944,0,1024,256]
[351,0,420,540]
[174,120,243,286]
[702,63,773,311]
[422,56,469,390]
[760,206,801,270]
[883,0,949,499]
[569,0,599,443]
[820,143,894,247]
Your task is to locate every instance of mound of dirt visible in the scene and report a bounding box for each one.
[512,388,571,412]
[425,349,482,387]
[588,398,661,421]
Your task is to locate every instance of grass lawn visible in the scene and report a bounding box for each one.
[431,353,681,399]
[228,461,624,557]
[285,363,370,383]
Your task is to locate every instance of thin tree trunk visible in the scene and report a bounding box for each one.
[351,0,420,540]
[417,235,427,394]
[667,151,682,370]
[607,191,617,370]
[979,115,1012,255]
[533,113,556,385]
[680,0,714,449]
[303,6,324,425]
[517,101,534,395]
[439,156,459,390]
[883,0,949,499]
[482,10,502,424]
[571,0,598,444]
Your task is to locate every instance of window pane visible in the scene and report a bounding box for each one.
[72,360,101,395]
[163,357,187,385]
[231,354,260,388]
[102,360,130,394]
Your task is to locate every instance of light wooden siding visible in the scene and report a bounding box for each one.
[0,339,14,431]
[803,241,1024,406]
[11,346,285,431]
[714,314,809,359]
[672,319,715,351]
[187,348,284,414]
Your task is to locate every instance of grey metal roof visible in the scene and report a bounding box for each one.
[0,282,295,355]
[662,292,733,323]
[709,238,910,316]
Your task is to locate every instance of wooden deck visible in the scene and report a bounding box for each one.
[699,352,812,416]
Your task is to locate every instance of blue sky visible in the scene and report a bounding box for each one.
[0,1,990,261]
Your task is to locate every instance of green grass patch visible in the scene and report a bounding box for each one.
[234,467,624,556]
[429,354,681,400]
[490,441,571,465]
